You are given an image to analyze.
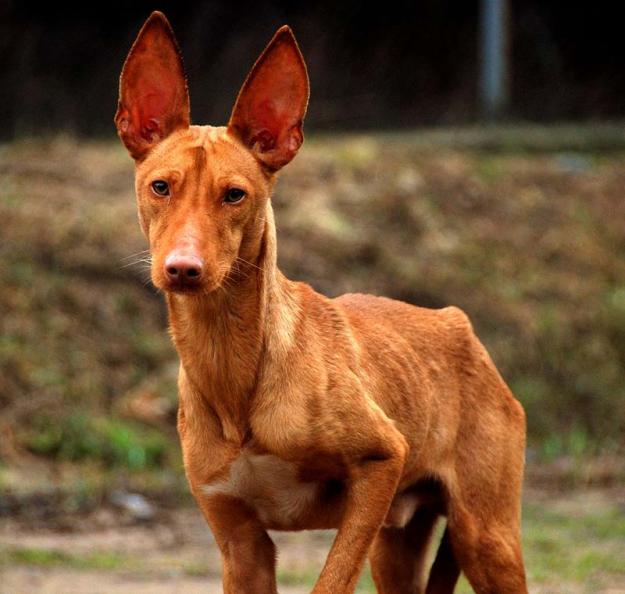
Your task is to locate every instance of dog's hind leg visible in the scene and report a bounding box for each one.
[425,526,460,594]
[369,506,439,594]
[446,505,527,594]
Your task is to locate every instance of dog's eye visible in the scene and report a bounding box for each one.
[224,188,246,204]
[151,180,170,197]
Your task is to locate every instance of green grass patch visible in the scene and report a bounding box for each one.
[522,503,625,584]
[25,413,170,469]
[0,547,128,571]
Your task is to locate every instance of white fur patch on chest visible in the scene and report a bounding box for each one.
[201,449,319,526]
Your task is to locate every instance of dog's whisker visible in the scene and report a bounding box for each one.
[235,256,264,273]
[119,256,153,270]
[120,249,151,262]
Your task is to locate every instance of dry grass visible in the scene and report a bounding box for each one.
[1,129,624,473]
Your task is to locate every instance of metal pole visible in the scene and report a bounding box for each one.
[480,0,509,120]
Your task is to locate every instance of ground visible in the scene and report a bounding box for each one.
[1,486,624,593]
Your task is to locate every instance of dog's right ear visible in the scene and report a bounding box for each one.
[115,12,190,161]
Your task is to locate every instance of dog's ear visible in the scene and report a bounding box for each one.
[228,26,309,171]
[115,12,190,160]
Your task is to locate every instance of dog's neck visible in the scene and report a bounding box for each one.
[165,202,299,441]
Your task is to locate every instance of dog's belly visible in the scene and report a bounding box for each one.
[201,449,439,531]
[201,449,321,527]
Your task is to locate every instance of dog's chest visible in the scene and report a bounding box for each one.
[201,449,319,526]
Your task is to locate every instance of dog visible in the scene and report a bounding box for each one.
[115,12,528,593]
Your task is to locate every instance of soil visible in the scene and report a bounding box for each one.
[0,507,330,594]
[2,487,625,594]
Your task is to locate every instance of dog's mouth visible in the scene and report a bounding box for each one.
[163,281,205,294]
[154,269,225,296]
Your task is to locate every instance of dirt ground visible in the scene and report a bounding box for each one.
[0,506,327,594]
[1,487,624,594]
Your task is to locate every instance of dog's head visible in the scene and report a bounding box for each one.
[115,12,308,294]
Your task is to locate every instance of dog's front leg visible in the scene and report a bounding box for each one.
[185,455,278,593]
[194,491,278,594]
[178,377,277,594]
[312,438,407,594]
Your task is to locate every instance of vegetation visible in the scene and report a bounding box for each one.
[0,547,127,571]
[1,128,624,476]
[25,414,169,469]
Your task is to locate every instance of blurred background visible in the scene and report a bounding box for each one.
[4,0,625,134]
[1,1,624,593]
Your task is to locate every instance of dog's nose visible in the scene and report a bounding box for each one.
[164,253,204,284]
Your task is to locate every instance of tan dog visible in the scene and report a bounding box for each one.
[115,12,528,594]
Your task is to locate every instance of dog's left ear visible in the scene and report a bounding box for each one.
[115,11,190,160]
[228,26,309,171]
